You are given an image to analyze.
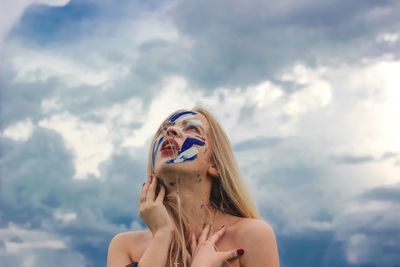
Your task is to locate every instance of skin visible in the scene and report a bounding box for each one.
[107,112,280,267]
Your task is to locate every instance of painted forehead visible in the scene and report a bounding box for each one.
[160,110,209,130]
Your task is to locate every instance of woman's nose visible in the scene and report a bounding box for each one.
[165,125,181,137]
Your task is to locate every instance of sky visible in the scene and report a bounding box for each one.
[0,0,400,266]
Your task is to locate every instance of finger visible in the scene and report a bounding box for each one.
[139,176,151,202]
[190,232,197,254]
[146,174,157,202]
[208,225,226,244]
[198,223,211,245]
[155,184,165,203]
[221,248,245,261]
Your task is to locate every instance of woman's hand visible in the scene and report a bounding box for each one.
[139,174,173,236]
[190,223,244,267]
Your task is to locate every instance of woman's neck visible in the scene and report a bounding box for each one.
[160,171,225,237]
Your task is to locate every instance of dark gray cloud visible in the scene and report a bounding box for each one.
[333,184,400,266]
[330,154,376,164]
[360,183,400,203]
[233,136,284,151]
[168,0,400,88]
[0,126,148,266]
[0,67,56,128]
[0,246,86,267]
[330,151,399,165]
[1,0,400,267]
[278,231,353,267]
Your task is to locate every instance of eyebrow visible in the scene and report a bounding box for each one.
[181,119,205,132]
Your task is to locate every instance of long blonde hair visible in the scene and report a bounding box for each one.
[147,106,259,266]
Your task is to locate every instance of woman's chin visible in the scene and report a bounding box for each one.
[155,162,193,180]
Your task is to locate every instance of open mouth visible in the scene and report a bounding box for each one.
[160,138,180,154]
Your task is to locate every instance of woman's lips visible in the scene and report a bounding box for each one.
[160,147,178,156]
[160,138,179,157]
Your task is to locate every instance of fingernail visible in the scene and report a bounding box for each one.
[237,249,244,256]
[220,225,225,229]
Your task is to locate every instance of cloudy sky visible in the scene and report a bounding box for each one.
[1,0,400,266]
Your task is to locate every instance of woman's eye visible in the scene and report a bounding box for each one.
[186,125,199,132]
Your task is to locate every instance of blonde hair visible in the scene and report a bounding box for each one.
[146,106,259,266]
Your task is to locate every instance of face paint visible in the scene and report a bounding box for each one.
[185,119,203,127]
[168,111,197,122]
[154,110,206,166]
[180,137,205,152]
[167,137,205,164]
[159,111,198,134]
[152,136,165,168]
[167,146,199,164]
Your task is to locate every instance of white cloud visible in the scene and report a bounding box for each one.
[338,61,399,153]
[281,64,332,116]
[38,112,114,179]
[9,45,129,89]
[376,32,399,44]
[126,14,181,45]
[0,222,87,267]
[118,62,348,151]
[121,76,201,147]
[2,119,34,141]
[54,211,77,224]
[5,240,66,253]
[333,195,400,266]
[252,81,284,108]
[0,223,66,253]
[37,97,147,179]
[224,59,400,237]
[41,97,63,113]
[90,98,144,128]
[203,64,333,144]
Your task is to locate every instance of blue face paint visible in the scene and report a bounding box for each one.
[167,137,205,164]
[180,137,205,152]
[152,136,165,168]
[167,147,199,164]
[153,111,204,167]
[168,111,197,122]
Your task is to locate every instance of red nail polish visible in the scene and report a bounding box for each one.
[237,249,244,256]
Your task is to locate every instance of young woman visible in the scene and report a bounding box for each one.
[107,107,279,267]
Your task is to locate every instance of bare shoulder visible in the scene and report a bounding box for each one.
[107,229,152,266]
[233,218,280,267]
[235,218,276,237]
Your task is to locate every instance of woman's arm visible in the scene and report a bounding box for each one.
[107,233,134,267]
[138,230,172,267]
[137,174,174,266]
[107,230,172,267]
[108,174,173,267]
